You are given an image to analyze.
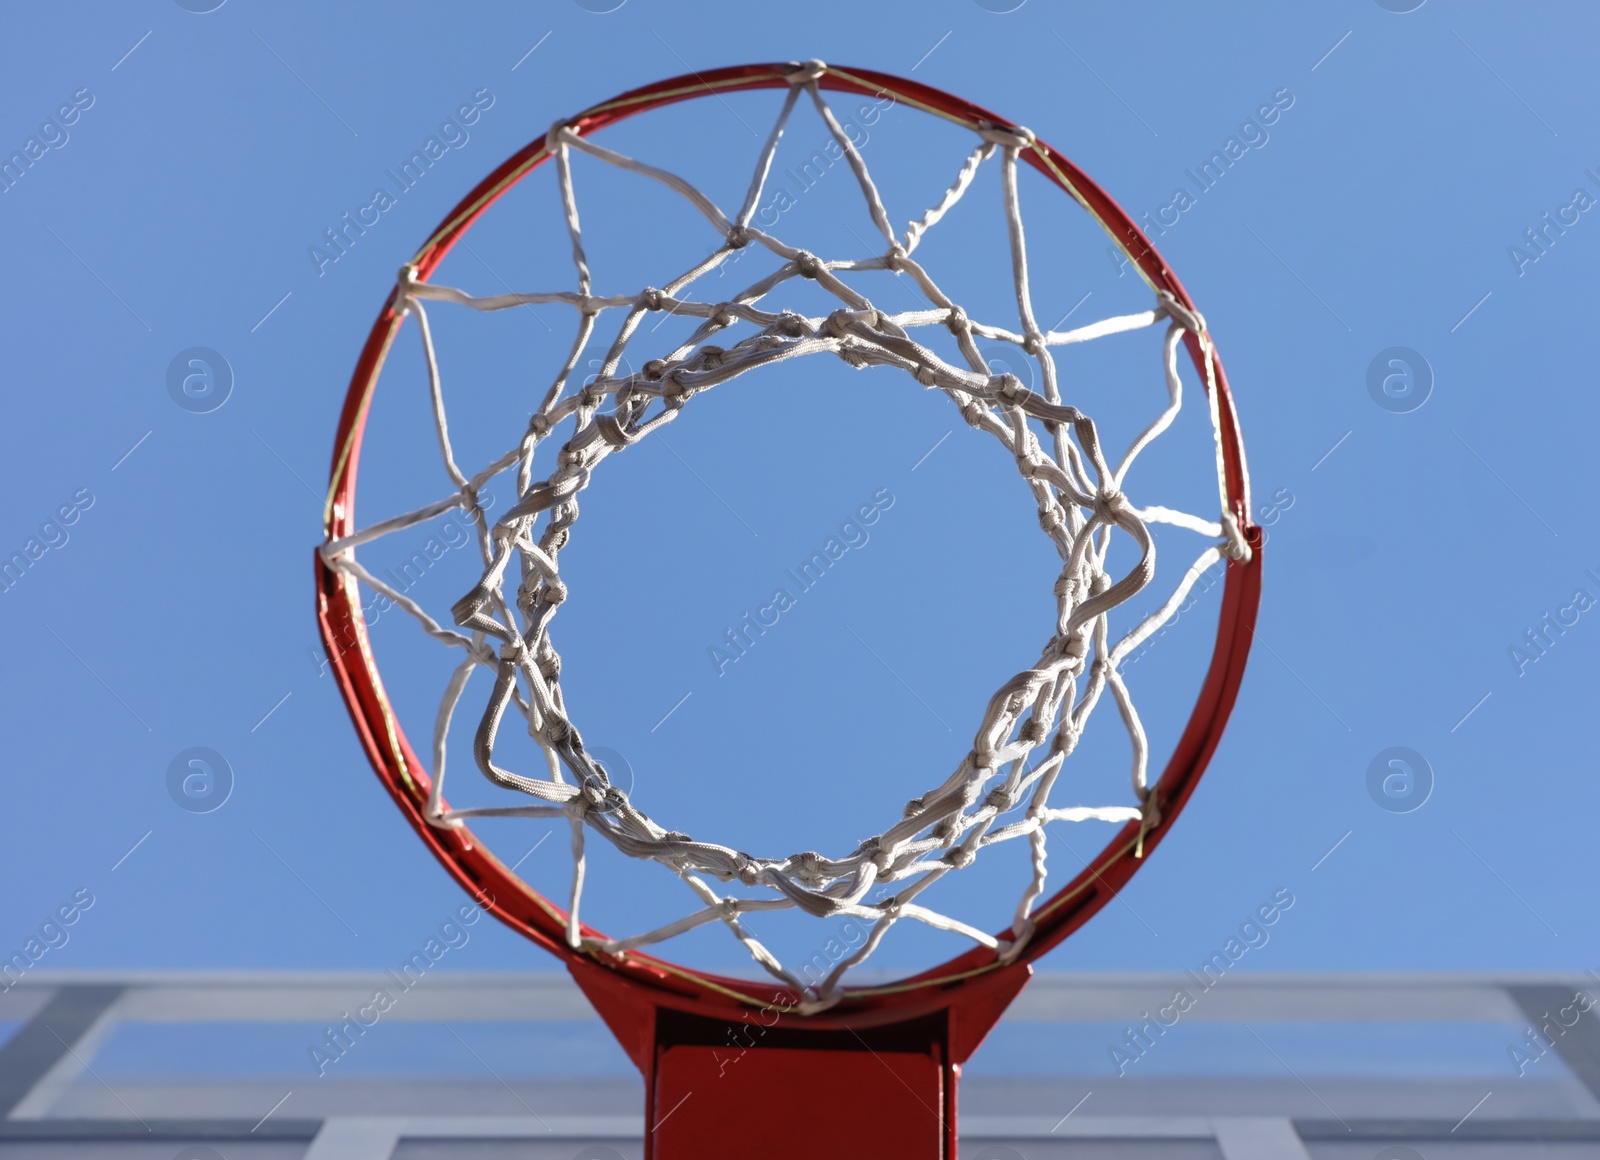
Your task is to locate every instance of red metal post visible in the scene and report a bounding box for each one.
[572,955,1032,1158]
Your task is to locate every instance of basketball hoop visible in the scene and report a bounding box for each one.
[316,60,1261,1157]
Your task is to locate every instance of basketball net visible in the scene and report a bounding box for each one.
[319,59,1250,1013]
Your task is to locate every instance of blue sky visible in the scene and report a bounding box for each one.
[2,0,1596,987]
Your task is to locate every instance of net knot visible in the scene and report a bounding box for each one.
[518,576,544,620]
[862,839,895,873]
[970,747,999,771]
[984,786,1015,811]
[794,251,824,279]
[978,122,1036,150]
[617,383,648,412]
[1056,639,1090,676]
[1093,487,1129,521]
[641,358,667,381]
[579,783,624,820]
[661,368,692,400]
[785,59,827,85]
[943,846,977,870]
[558,442,595,470]
[710,304,739,329]
[1022,333,1047,358]
[960,398,990,428]
[527,412,553,439]
[789,851,827,888]
[913,364,940,387]
[990,372,1027,403]
[822,309,856,339]
[1018,455,1051,482]
[698,345,727,370]
[455,483,484,518]
[638,287,666,311]
[775,311,809,338]
[541,715,572,746]
[725,225,751,249]
[733,854,761,887]
[943,306,972,336]
[1156,289,1206,336]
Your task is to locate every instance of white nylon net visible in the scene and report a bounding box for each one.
[321,61,1248,1009]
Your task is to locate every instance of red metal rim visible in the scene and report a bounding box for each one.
[316,61,1262,1026]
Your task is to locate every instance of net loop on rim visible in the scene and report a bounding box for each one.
[323,64,1247,1003]
[785,59,828,86]
[977,123,1036,150]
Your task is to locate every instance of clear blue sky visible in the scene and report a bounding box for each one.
[2,0,1595,985]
